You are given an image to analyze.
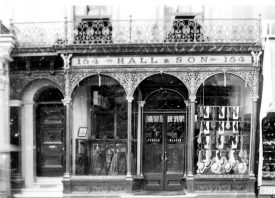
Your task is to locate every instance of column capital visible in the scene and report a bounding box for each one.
[184,100,190,107]
[126,96,134,102]
[137,100,145,107]
[10,100,22,107]
[189,96,196,102]
[62,96,71,105]
[251,94,259,101]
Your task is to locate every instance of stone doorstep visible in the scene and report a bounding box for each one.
[193,192,256,198]
[12,179,63,198]
[63,193,197,198]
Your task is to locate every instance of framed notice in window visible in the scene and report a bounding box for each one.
[78,127,87,137]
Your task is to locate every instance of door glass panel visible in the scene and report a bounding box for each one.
[166,115,185,174]
[144,115,163,173]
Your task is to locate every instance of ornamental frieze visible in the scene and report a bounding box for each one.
[106,72,154,97]
[10,72,65,100]
[66,72,96,96]
[10,67,260,100]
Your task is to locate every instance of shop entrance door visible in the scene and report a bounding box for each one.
[143,113,186,191]
[36,106,65,176]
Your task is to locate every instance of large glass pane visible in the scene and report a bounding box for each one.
[195,73,251,175]
[166,115,185,174]
[89,142,127,175]
[74,75,128,176]
[143,115,163,173]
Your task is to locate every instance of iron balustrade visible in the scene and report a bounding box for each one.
[11,18,261,47]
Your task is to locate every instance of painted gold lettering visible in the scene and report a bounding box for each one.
[83,58,89,65]
[140,57,147,64]
[188,57,195,63]
[201,56,208,63]
[151,57,158,64]
[128,57,136,64]
[117,57,124,64]
[176,57,182,63]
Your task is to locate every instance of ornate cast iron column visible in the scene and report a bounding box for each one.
[249,95,259,178]
[187,96,196,177]
[137,101,145,177]
[62,97,71,178]
[126,96,133,180]
[61,54,72,179]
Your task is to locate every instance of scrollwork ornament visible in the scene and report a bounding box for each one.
[68,72,95,96]
[107,72,153,96]
[234,69,259,96]
[172,71,216,97]
[10,72,65,100]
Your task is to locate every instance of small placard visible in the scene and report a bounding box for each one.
[78,127,87,137]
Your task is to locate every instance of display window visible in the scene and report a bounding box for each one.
[195,73,251,175]
[74,75,128,176]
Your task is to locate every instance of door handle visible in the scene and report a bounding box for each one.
[162,151,167,161]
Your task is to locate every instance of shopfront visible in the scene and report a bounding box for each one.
[8,13,263,197]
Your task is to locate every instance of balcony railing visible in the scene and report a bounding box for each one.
[11,18,261,47]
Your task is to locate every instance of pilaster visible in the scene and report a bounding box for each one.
[0,33,15,197]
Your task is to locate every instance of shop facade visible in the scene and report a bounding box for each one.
[7,10,263,198]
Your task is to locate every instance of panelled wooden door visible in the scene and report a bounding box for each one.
[143,113,186,191]
[37,105,65,176]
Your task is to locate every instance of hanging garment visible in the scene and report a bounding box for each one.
[117,152,127,175]
[109,153,118,175]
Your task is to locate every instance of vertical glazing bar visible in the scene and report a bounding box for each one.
[137,101,145,176]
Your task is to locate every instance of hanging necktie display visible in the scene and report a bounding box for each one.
[203,121,210,135]
[211,107,216,129]
[233,106,239,120]
[218,106,225,119]
[203,106,210,118]
[233,121,239,134]
[196,104,247,175]
[226,107,231,129]
[217,121,224,134]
